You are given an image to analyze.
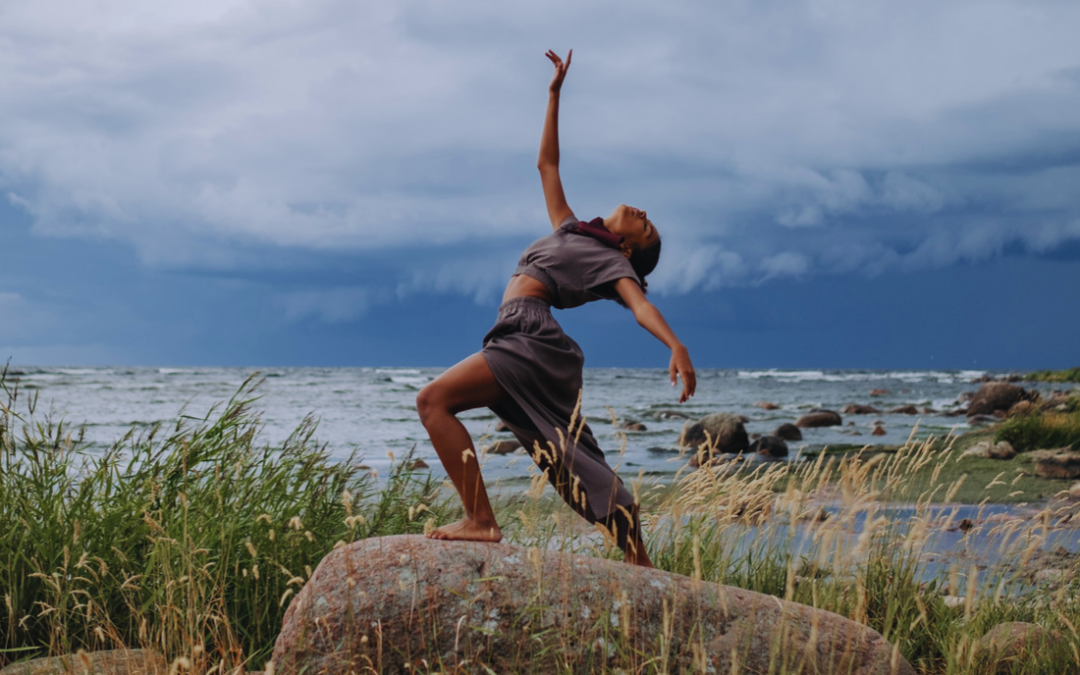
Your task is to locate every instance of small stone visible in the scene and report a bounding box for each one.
[406,459,429,470]
[494,419,511,432]
[619,419,648,432]
[485,439,522,455]
[869,389,890,397]
[754,401,779,410]
[871,426,887,436]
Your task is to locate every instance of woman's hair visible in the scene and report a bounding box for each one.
[609,237,662,308]
[629,237,662,293]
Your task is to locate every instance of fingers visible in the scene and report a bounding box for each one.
[670,362,677,387]
[565,49,572,67]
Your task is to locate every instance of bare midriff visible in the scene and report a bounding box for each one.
[502,273,553,304]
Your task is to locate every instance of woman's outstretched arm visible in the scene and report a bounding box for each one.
[614,278,697,403]
[538,49,574,230]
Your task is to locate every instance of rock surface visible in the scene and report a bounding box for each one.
[754,401,779,410]
[619,420,648,431]
[272,536,914,675]
[1032,448,1080,479]
[680,413,749,461]
[976,622,1057,672]
[795,410,843,428]
[961,440,1016,460]
[750,435,789,458]
[774,423,803,441]
[966,382,1038,417]
[0,651,166,675]
[871,425,887,436]
[483,439,522,455]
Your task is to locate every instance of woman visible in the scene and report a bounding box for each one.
[416,50,695,568]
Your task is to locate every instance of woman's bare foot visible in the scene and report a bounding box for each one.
[426,518,503,542]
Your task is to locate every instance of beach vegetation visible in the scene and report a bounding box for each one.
[1025,367,1080,383]
[2,367,1080,674]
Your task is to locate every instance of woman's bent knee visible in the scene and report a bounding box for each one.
[416,385,444,426]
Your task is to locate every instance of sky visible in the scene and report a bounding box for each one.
[2,0,1079,369]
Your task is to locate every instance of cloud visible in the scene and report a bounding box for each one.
[1,0,1079,302]
[275,287,376,324]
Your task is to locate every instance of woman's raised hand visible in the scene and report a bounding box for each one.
[546,49,572,93]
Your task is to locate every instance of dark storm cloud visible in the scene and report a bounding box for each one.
[1,0,1079,331]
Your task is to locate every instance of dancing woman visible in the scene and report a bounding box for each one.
[416,50,696,567]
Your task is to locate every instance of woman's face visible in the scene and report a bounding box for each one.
[606,204,659,252]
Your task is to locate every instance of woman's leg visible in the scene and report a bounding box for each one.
[416,353,507,542]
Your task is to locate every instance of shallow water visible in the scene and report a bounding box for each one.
[5,366,1069,486]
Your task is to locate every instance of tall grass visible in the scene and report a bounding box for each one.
[2,366,1080,674]
[0,368,449,669]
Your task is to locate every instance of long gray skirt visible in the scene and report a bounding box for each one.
[481,296,636,523]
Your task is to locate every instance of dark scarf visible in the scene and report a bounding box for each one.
[565,217,623,249]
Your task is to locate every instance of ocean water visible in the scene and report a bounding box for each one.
[5,366,1068,485]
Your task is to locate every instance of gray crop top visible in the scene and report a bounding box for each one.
[513,214,641,309]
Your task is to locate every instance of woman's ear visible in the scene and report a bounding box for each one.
[620,243,632,259]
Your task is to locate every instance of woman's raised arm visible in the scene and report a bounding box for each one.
[614,278,697,403]
[538,49,574,231]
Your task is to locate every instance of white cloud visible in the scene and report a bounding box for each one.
[1,0,1079,298]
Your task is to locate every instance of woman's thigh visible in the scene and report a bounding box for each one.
[419,353,507,415]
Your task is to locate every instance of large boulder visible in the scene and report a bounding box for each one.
[272,536,914,675]
[679,413,749,458]
[795,410,843,428]
[966,383,1038,417]
[0,651,166,675]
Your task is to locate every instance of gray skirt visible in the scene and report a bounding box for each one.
[481,296,635,523]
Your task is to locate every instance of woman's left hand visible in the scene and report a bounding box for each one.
[670,346,696,403]
[546,49,572,93]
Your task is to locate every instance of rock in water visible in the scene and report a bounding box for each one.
[680,413,749,464]
[841,404,880,415]
[774,422,803,441]
[795,410,843,428]
[484,439,522,455]
[888,405,918,415]
[754,401,779,410]
[966,383,1038,417]
[750,435,789,458]
[871,425,887,436]
[271,536,914,675]
[0,650,166,675]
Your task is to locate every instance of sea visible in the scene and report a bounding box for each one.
[4,366,1069,485]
